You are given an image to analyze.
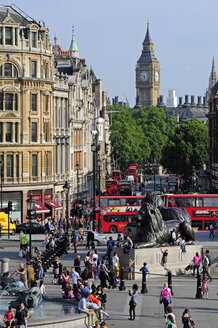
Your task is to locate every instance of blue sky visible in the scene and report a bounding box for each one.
[4,0,218,106]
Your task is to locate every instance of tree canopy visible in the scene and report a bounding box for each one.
[107,105,208,175]
[161,119,208,175]
[107,105,176,167]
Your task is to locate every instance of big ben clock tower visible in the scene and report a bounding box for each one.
[136,22,160,107]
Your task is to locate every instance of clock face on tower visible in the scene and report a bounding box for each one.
[155,71,159,82]
[140,71,149,82]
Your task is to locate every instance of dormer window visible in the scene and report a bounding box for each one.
[5,27,12,45]
[32,31,37,48]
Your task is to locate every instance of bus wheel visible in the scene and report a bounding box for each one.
[109,225,118,233]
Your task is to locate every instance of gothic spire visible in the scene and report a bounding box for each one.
[209,56,217,90]
[69,25,78,58]
[143,19,153,45]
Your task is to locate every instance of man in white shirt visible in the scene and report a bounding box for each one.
[71,267,79,290]
[112,252,119,278]
[78,292,95,327]
[171,229,176,246]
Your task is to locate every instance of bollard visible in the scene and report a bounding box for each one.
[141,269,148,294]
[1,258,10,274]
[119,266,126,291]
[196,273,202,299]
[168,270,173,296]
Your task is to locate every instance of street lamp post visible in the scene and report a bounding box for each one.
[91,143,97,231]
[97,158,102,233]
[76,161,80,204]
[63,181,71,230]
[26,194,36,261]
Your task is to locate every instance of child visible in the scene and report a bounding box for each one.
[139,262,150,279]
[202,277,209,299]
[166,314,177,328]
[128,259,135,280]
[3,306,15,327]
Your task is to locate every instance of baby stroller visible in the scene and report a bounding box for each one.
[107,270,117,289]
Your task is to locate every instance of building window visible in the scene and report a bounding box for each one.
[15,94,18,111]
[0,64,18,78]
[0,122,2,142]
[45,95,49,112]
[31,32,37,47]
[15,122,18,142]
[0,94,2,111]
[44,122,48,142]
[31,122,37,142]
[31,61,37,78]
[31,94,37,111]
[6,122,12,142]
[16,154,19,177]
[15,28,18,46]
[5,93,13,110]
[5,27,12,45]
[4,63,12,77]
[6,155,13,177]
[32,154,37,177]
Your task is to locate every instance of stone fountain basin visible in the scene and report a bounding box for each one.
[0,296,86,328]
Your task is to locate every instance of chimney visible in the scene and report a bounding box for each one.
[203,96,207,107]
[191,95,195,106]
[178,97,182,106]
[184,95,189,105]
[197,96,202,107]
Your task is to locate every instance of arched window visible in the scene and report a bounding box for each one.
[0,63,18,78]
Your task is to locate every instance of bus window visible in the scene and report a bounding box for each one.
[202,198,218,207]
[195,198,203,207]
[120,198,127,206]
[192,220,203,230]
[103,215,112,222]
[100,198,108,207]
[203,220,218,230]
[174,197,194,207]
[108,199,121,206]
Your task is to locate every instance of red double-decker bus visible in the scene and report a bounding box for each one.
[96,211,137,233]
[106,180,119,196]
[112,170,121,183]
[128,164,138,184]
[162,194,218,231]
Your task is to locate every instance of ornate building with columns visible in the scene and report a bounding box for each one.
[0,5,55,221]
[53,31,111,208]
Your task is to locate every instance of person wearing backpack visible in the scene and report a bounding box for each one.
[160,282,172,315]
[107,237,114,254]
[182,309,195,328]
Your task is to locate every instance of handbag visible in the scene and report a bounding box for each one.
[188,318,195,328]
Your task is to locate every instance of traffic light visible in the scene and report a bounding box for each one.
[8,201,13,214]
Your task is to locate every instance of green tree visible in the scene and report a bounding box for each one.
[161,119,208,175]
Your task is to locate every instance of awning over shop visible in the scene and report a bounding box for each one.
[34,203,50,214]
[45,201,62,211]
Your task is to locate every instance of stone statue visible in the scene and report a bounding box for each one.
[124,192,195,248]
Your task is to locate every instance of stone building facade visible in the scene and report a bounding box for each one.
[0,5,111,221]
[0,5,54,221]
[53,32,110,208]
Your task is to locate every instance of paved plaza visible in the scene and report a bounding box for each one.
[0,232,218,327]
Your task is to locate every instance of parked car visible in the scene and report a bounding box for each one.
[81,230,107,246]
[16,222,45,234]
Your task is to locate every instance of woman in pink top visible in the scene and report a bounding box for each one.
[192,252,201,277]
